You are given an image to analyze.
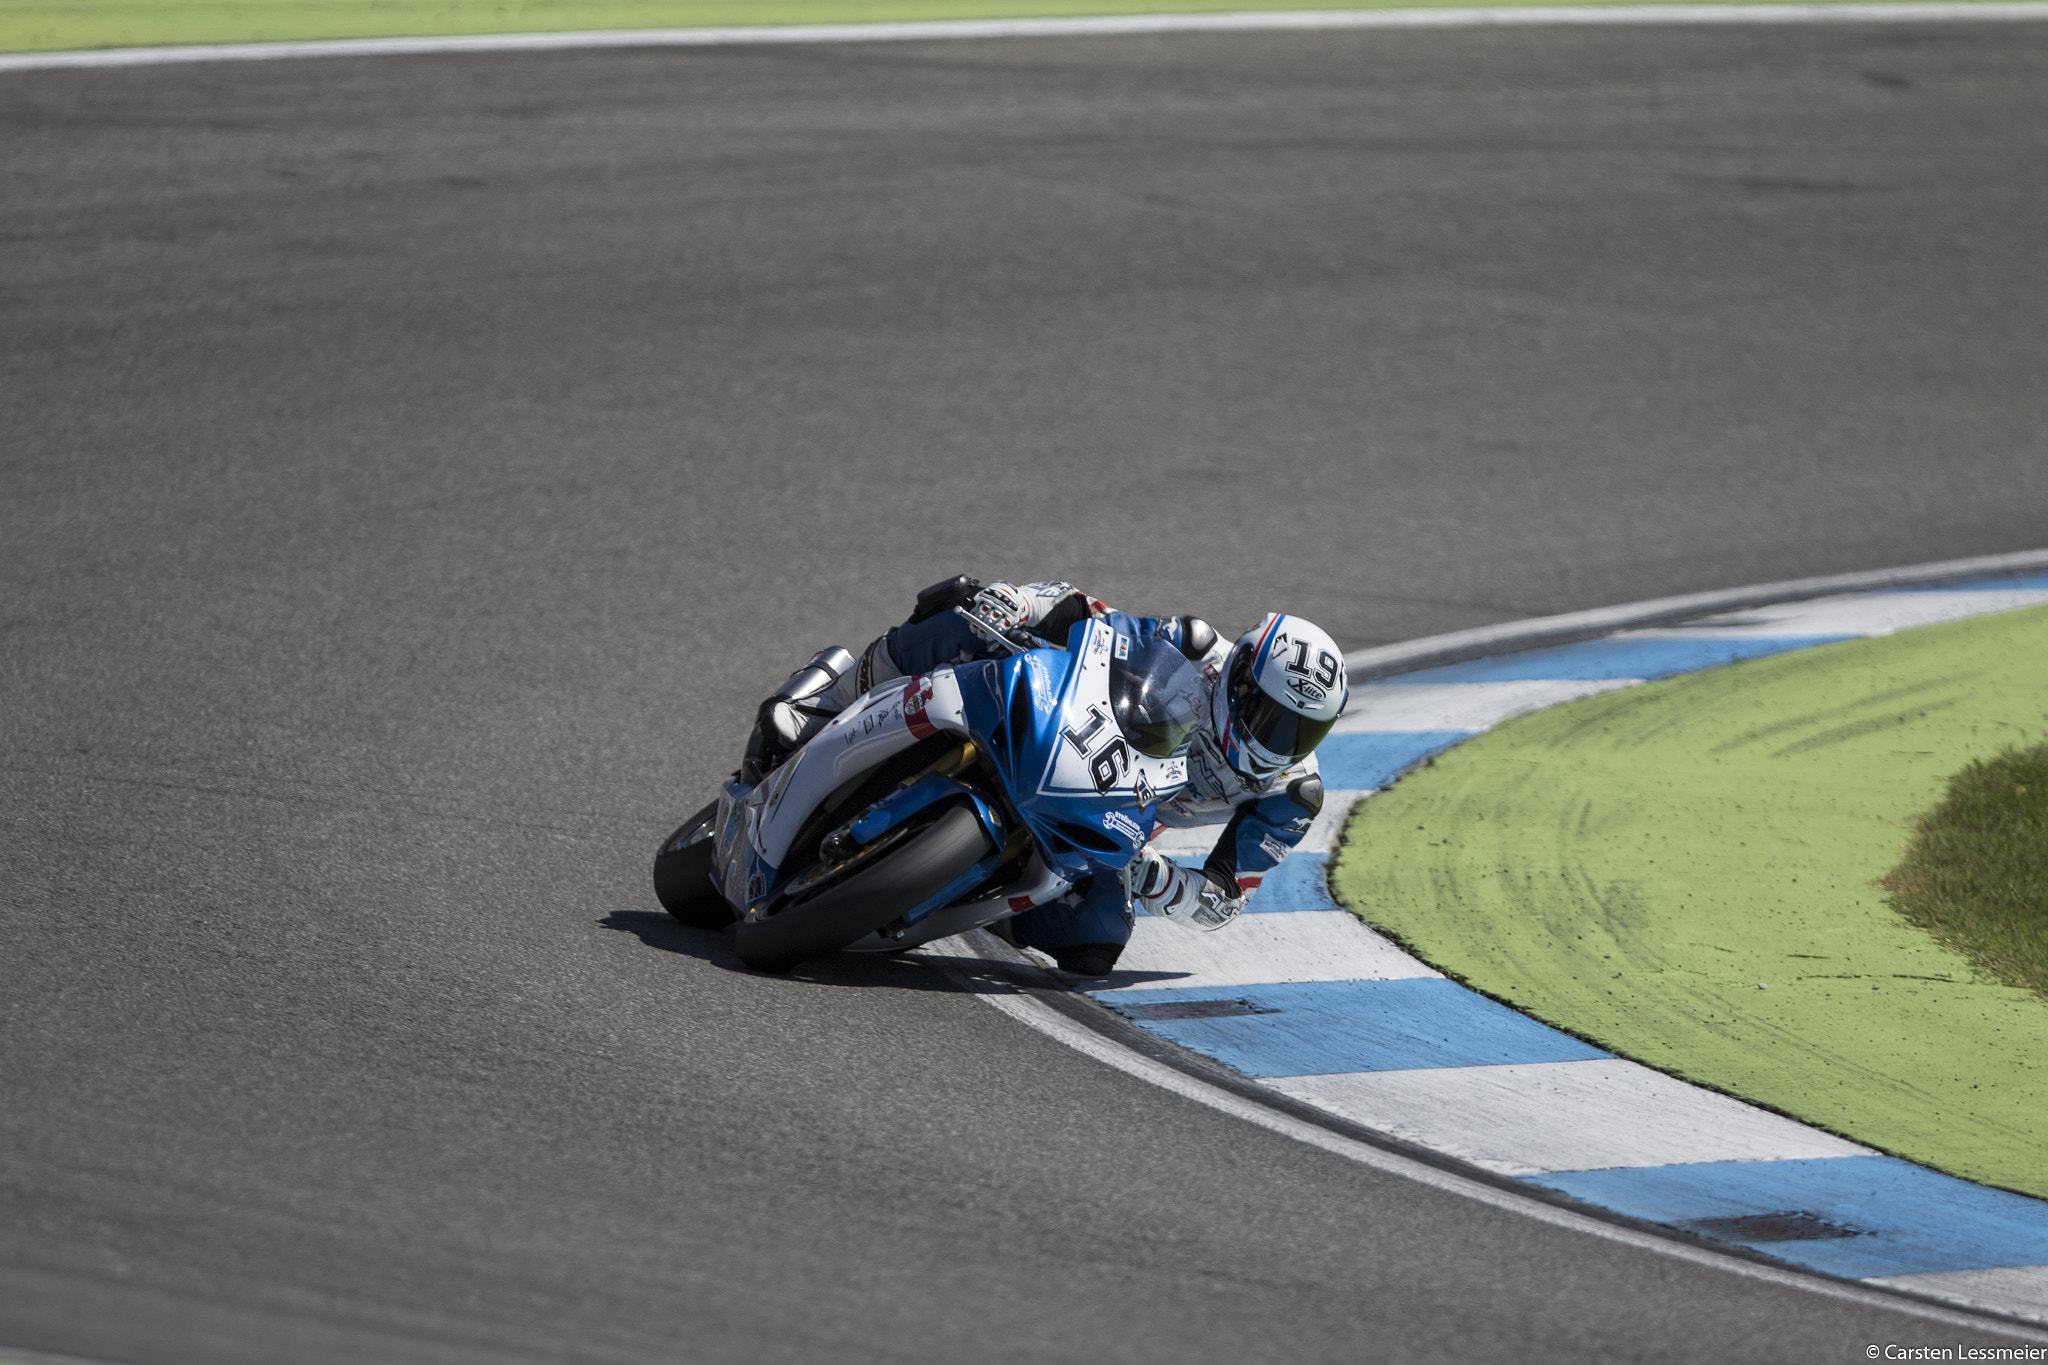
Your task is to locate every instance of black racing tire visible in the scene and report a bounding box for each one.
[653,802,735,930]
[734,804,992,974]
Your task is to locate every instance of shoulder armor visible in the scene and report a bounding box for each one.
[1176,615,1218,660]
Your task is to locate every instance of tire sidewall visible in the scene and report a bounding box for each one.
[733,804,992,972]
[653,801,735,930]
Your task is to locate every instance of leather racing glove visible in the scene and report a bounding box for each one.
[1129,846,1241,932]
[967,581,1033,635]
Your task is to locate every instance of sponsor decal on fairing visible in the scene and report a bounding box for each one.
[903,676,938,739]
[1103,809,1145,843]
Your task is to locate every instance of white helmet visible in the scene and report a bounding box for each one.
[1210,613,1347,779]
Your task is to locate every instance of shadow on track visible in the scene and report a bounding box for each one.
[597,909,968,991]
[597,910,1192,990]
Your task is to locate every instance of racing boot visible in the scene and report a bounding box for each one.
[739,647,856,785]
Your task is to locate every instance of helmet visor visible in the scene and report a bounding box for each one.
[1110,635,1209,759]
[1229,647,1338,761]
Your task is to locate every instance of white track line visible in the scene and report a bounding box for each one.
[5,3,2048,73]
[921,932,2048,1339]
[1869,1267,2048,1320]
[1627,586,2048,639]
[1343,547,2048,675]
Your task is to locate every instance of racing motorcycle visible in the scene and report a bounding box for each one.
[652,608,1208,973]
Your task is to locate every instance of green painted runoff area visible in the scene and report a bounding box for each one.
[0,0,2004,53]
[1332,605,2048,1200]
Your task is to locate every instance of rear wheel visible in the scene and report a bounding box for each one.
[734,804,993,973]
[653,802,735,930]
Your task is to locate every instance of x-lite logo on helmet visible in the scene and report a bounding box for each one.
[1212,613,1347,779]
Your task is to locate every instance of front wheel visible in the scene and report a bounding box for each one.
[653,801,735,930]
[734,804,992,973]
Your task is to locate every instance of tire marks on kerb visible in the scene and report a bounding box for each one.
[5,2,2048,73]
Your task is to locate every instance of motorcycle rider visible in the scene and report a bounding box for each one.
[743,576,1346,977]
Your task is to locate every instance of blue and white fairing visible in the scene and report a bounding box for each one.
[955,618,1190,889]
[710,618,1193,948]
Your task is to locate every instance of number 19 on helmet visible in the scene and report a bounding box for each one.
[1211,613,1347,779]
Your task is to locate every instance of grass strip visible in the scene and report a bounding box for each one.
[1882,743,2048,998]
[0,0,1741,55]
[1331,605,2048,1200]
[0,0,2020,54]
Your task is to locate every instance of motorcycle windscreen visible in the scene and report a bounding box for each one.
[1108,634,1208,759]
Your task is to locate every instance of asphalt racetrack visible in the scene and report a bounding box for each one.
[5,22,2047,1364]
